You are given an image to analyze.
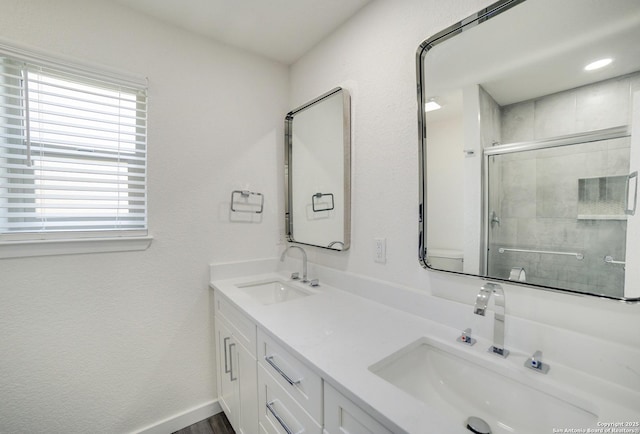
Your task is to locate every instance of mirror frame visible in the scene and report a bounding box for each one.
[416,0,639,302]
[284,87,351,251]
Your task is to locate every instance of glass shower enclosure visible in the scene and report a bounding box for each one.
[485,127,633,298]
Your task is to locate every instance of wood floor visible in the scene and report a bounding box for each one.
[171,412,235,434]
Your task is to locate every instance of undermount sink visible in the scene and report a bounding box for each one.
[236,279,314,305]
[369,338,599,434]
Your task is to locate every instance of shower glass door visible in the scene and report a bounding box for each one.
[486,133,630,298]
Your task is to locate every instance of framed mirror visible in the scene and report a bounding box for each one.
[418,0,640,300]
[285,87,351,250]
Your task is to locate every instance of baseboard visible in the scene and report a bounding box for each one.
[134,399,222,434]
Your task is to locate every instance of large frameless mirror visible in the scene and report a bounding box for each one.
[418,0,640,300]
[285,87,351,250]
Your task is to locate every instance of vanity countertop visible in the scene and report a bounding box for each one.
[210,267,640,434]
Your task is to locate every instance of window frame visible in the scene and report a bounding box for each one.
[0,43,152,258]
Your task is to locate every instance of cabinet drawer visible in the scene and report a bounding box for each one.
[324,383,392,434]
[258,329,322,423]
[214,290,257,357]
[258,364,322,434]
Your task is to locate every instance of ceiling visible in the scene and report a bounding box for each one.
[424,0,640,121]
[114,0,371,64]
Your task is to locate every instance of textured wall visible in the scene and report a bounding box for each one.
[290,0,494,280]
[2,1,639,432]
[0,1,287,432]
[501,72,640,143]
[289,0,640,348]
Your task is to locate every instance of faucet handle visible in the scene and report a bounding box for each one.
[290,272,300,280]
[525,350,550,374]
[456,328,476,346]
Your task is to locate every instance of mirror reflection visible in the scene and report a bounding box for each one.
[285,88,351,250]
[418,0,640,300]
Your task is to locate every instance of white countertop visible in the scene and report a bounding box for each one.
[210,262,640,434]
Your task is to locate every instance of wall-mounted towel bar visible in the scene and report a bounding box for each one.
[498,247,584,260]
[231,190,264,214]
[603,255,625,265]
[312,192,334,212]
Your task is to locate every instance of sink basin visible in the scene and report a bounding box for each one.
[236,280,314,305]
[369,338,598,434]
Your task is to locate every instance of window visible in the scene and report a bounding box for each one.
[0,48,148,249]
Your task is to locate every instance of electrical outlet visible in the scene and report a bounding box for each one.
[374,238,386,263]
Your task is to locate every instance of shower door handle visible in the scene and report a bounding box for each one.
[625,171,638,216]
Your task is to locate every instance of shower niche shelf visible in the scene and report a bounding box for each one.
[577,175,628,221]
[576,215,627,221]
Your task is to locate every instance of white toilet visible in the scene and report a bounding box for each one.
[427,248,464,272]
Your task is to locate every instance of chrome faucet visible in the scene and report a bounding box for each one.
[474,282,509,358]
[280,245,308,283]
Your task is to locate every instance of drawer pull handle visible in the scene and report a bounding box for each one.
[265,355,302,386]
[266,400,296,434]
[223,337,231,374]
[229,343,237,382]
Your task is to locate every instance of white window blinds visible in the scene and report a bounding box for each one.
[0,53,147,240]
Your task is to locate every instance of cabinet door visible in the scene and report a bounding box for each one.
[258,365,322,434]
[236,340,258,434]
[258,329,322,423]
[216,318,238,431]
[324,383,392,434]
[214,291,257,356]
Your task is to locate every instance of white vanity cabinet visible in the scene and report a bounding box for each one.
[324,383,392,434]
[212,288,393,434]
[257,363,323,434]
[256,329,323,433]
[213,293,258,434]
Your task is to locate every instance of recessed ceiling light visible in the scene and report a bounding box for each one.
[584,58,612,71]
[425,99,441,112]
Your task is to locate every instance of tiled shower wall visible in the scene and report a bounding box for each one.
[487,72,640,297]
[501,72,640,143]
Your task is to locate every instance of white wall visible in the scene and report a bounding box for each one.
[290,0,492,278]
[0,1,287,432]
[425,114,464,252]
[2,1,639,432]
[290,0,640,348]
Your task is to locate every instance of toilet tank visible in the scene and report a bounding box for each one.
[427,249,464,272]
